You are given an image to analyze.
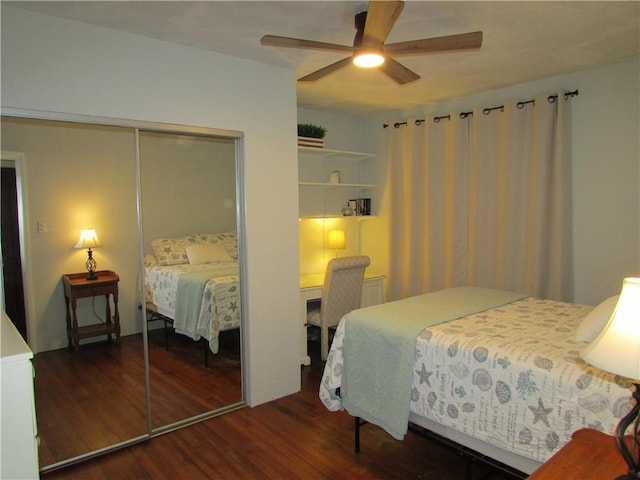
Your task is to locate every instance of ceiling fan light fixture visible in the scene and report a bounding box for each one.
[353,51,385,68]
[261,1,483,84]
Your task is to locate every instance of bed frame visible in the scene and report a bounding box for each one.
[353,413,535,479]
[143,303,213,367]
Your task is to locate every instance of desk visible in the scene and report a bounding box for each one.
[62,270,120,350]
[300,272,385,365]
[526,429,629,479]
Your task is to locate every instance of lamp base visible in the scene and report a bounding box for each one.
[615,383,640,480]
[85,248,98,280]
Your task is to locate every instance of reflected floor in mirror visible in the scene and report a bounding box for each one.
[148,327,242,429]
[41,340,523,480]
[34,329,241,468]
[33,335,148,468]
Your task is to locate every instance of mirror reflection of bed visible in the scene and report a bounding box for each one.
[0,116,244,471]
[138,130,242,429]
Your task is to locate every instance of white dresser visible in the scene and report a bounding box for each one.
[1,311,40,479]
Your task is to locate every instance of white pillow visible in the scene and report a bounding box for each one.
[575,295,619,343]
[185,243,232,265]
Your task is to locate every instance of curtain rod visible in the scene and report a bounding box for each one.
[383,89,579,128]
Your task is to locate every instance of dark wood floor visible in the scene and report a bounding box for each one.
[35,327,241,467]
[42,340,525,480]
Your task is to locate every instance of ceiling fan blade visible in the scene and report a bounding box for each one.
[385,31,483,56]
[362,1,405,47]
[298,57,353,82]
[379,57,420,84]
[261,35,352,54]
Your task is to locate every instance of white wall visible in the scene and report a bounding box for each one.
[297,107,377,153]
[568,61,640,303]
[300,59,640,306]
[1,6,301,406]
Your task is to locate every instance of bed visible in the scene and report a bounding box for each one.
[143,232,240,354]
[320,286,634,475]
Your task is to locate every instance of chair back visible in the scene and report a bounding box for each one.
[320,255,371,330]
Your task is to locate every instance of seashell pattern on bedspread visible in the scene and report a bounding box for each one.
[409,297,633,464]
[320,296,634,465]
[144,260,240,353]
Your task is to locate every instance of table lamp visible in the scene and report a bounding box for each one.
[74,229,102,280]
[327,230,346,258]
[581,277,640,480]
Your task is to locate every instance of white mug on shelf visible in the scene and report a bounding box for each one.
[328,170,341,184]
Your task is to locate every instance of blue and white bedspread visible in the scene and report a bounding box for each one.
[144,259,240,353]
[320,295,634,464]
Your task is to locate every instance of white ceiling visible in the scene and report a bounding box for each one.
[7,1,640,114]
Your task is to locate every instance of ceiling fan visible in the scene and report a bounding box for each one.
[260,1,483,85]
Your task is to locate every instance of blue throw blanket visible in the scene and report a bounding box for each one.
[173,269,221,339]
[341,286,528,440]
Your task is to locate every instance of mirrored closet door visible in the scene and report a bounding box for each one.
[0,113,245,472]
[1,117,147,469]
[138,130,244,430]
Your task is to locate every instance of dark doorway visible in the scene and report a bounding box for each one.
[1,166,27,340]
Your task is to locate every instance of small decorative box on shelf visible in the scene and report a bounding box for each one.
[298,136,324,149]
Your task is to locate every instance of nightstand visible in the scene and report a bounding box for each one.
[62,270,120,350]
[526,428,629,479]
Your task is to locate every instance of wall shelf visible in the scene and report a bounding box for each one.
[298,146,375,161]
[298,215,377,220]
[299,182,376,188]
[298,147,377,218]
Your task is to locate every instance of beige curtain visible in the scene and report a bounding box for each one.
[387,93,573,301]
[388,115,469,300]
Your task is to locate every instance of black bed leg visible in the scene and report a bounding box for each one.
[163,319,170,350]
[204,341,209,368]
[355,416,361,453]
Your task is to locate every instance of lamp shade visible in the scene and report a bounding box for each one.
[581,277,640,381]
[327,230,346,250]
[74,229,102,249]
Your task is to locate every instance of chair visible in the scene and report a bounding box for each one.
[307,255,371,361]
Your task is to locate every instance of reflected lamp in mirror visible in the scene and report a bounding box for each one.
[327,230,346,258]
[74,228,103,280]
[581,277,640,480]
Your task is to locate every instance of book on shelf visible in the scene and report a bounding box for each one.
[350,198,371,216]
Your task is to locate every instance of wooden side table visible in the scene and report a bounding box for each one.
[527,428,630,479]
[62,270,120,350]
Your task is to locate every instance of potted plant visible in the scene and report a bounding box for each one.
[297,123,327,148]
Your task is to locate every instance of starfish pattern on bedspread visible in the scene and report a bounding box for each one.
[528,398,553,427]
[416,363,433,386]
